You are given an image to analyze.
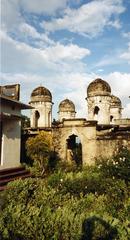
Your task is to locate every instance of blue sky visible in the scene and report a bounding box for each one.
[1,0,130,118]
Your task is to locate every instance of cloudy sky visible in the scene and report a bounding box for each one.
[1,0,130,119]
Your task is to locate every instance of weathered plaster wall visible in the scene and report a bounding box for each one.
[110,107,122,123]
[1,119,21,169]
[53,120,130,166]
[87,95,111,124]
[30,101,52,128]
[1,102,21,117]
[96,136,130,160]
[58,111,75,122]
[53,120,97,165]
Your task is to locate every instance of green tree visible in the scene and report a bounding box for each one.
[26,131,52,175]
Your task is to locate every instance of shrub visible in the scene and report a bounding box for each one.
[0,178,121,240]
[96,146,130,184]
[26,131,53,176]
[0,148,130,239]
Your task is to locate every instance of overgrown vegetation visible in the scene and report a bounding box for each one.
[25,131,55,176]
[0,133,130,239]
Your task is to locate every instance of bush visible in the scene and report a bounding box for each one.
[0,178,121,240]
[96,146,130,184]
[26,131,53,176]
[0,148,130,239]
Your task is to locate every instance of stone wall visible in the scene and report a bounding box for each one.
[52,119,97,165]
[53,120,130,166]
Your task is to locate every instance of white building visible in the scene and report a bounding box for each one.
[0,85,31,169]
[30,86,53,128]
[86,78,122,124]
[58,99,76,122]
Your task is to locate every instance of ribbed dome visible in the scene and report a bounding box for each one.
[58,99,75,112]
[87,78,111,97]
[30,86,52,102]
[111,95,121,107]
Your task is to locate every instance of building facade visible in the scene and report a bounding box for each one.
[28,78,130,166]
[0,84,31,169]
[30,86,53,128]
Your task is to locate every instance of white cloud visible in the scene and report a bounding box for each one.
[42,43,90,61]
[20,23,41,39]
[120,42,130,63]
[1,29,90,74]
[21,0,68,15]
[1,0,23,30]
[105,71,130,118]
[105,72,130,98]
[1,0,68,33]
[122,32,130,39]
[19,23,55,46]
[123,103,130,118]
[108,19,121,29]
[42,0,125,37]
[95,56,118,67]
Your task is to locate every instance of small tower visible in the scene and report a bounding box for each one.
[110,95,122,123]
[30,86,53,128]
[87,78,111,124]
[58,99,76,122]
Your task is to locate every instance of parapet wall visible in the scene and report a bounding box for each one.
[114,118,130,126]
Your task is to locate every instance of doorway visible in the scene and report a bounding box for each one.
[66,134,82,166]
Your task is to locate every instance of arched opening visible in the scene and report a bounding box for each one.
[94,106,100,121]
[66,134,82,166]
[35,110,40,127]
[110,115,114,123]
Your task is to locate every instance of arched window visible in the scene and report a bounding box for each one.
[110,115,114,123]
[66,134,82,166]
[94,106,100,115]
[35,110,40,127]
[93,106,100,121]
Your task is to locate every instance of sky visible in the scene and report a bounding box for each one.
[1,0,130,119]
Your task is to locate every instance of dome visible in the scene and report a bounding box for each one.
[30,86,52,102]
[58,99,76,112]
[87,78,111,97]
[111,95,122,107]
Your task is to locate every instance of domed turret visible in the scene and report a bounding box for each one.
[58,99,76,121]
[111,95,121,107]
[87,78,112,124]
[30,86,53,128]
[110,95,122,123]
[87,78,111,97]
[30,86,52,103]
[59,99,76,112]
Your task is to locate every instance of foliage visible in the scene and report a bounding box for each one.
[96,146,130,184]
[0,148,130,239]
[25,131,53,176]
[21,115,30,129]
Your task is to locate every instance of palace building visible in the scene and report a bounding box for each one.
[28,78,130,166]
